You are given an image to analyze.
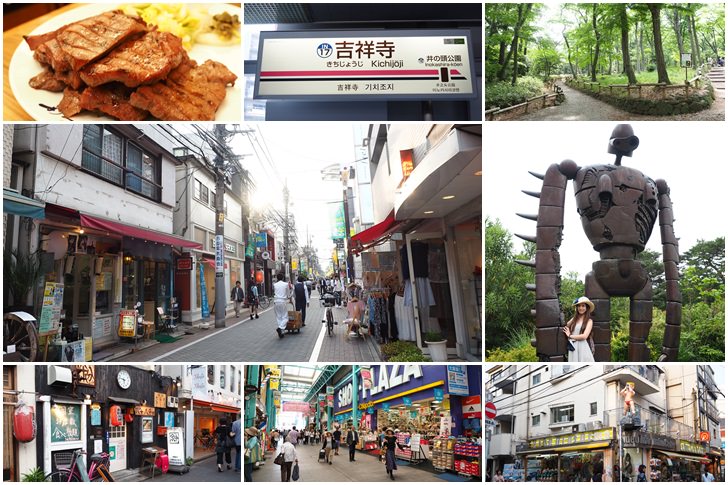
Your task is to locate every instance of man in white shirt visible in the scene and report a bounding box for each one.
[273,273,293,338]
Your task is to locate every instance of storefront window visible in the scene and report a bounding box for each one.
[532,415,540,426]
[95,257,115,314]
[76,255,92,317]
[220,366,226,389]
[558,451,604,482]
[453,220,482,356]
[550,405,574,424]
[122,257,138,309]
[207,365,214,386]
[590,402,598,415]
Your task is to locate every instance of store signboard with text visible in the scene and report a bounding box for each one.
[527,428,615,451]
[446,365,470,396]
[255,30,477,100]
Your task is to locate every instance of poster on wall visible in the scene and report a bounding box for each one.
[167,427,185,467]
[439,415,453,437]
[446,365,470,396]
[165,412,175,428]
[90,404,102,426]
[118,310,136,337]
[141,416,153,443]
[39,282,64,335]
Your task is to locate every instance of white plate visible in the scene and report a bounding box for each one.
[8,3,241,121]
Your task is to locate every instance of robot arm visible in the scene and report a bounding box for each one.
[656,179,682,361]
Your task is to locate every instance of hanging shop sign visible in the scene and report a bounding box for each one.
[382,403,390,412]
[403,397,412,407]
[360,366,372,390]
[246,235,256,258]
[254,30,477,100]
[72,365,96,387]
[527,428,615,451]
[90,404,102,426]
[327,394,334,408]
[462,396,482,419]
[134,405,155,417]
[433,388,444,402]
[176,257,193,271]
[51,403,81,443]
[118,309,136,338]
[282,401,311,413]
[154,393,167,408]
[330,203,346,240]
[167,427,185,467]
[273,390,281,407]
[319,393,326,408]
[255,232,268,248]
[446,365,470,396]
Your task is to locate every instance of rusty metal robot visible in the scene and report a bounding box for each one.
[516,124,681,362]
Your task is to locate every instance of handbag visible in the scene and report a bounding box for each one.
[274,452,285,466]
[567,339,576,352]
[226,434,236,448]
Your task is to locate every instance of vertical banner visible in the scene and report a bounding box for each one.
[360,366,372,390]
[255,232,268,248]
[330,202,346,239]
[215,235,224,275]
[200,264,210,318]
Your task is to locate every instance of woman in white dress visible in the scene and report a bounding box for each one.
[563,296,595,362]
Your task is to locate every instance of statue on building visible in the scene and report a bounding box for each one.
[620,382,636,416]
[517,124,682,362]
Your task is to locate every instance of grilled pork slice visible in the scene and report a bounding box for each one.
[58,88,84,118]
[80,84,148,121]
[80,30,186,88]
[29,69,66,92]
[129,59,237,120]
[25,11,147,71]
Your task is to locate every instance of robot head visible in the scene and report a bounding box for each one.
[607,124,640,162]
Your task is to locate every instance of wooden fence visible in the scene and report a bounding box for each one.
[485,92,561,121]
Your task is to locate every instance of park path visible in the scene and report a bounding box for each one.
[517,81,724,121]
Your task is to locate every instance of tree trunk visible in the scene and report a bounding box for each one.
[689,14,701,65]
[639,23,645,71]
[621,4,638,84]
[648,3,671,84]
[563,30,577,78]
[591,3,601,82]
[496,3,533,83]
[512,36,519,86]
[498,41,506,66]
[669,8,684,56]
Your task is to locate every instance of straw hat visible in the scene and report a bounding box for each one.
[572,296,595,313]
[245,427,259,436]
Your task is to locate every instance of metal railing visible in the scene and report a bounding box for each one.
[603,365,661,386]
[603,408,694,441]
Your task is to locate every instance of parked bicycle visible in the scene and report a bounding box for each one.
[44,449,114,482]
[257,294,271,309]
[321,292,337,337]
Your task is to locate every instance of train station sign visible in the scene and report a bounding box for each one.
[254,30,477,100]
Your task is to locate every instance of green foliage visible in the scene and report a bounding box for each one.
[485,76,546,110]
[423,331,445,342]
[679,298,725,362]
[3,249,43,304]
[559,272,585,317]
[21,467,47,482]
[381,341,430,362]
[486,344,538,362]
[593,67,698,86]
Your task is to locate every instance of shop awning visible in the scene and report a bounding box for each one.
[108,396,140,404]
[350,210,402,255]
[3,189,45,219]
[80,213,202,249]
[659,451,709,463]
[193,398,241,413]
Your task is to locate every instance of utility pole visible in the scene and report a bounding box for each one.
[213,124,227,328]
[283,180,291,280]
[341,170,355,283]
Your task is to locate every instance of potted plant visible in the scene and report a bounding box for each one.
[3,249,43,313]
[21,467,46,482]
[423,331,448,361]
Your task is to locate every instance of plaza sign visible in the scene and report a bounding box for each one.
[255,30,477,101]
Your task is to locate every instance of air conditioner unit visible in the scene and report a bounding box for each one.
[167,396,179,408]
[591,420,603,429]
[577,423,587,432]
[48,366,73,386]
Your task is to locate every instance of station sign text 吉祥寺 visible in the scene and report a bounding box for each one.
[255,30,476,101]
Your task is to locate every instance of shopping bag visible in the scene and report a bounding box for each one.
[292,463,300,481]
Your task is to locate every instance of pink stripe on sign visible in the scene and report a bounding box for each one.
[260,69,438,77]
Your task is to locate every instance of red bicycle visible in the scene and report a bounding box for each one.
[44,449,114,482]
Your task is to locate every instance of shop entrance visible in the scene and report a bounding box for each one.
[108,424,127,472]
[61,254,94,339]
[193,413,218,459]
[404,234,456,356]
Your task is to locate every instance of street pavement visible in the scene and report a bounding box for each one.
[113,294,383,363]
[114,455,240,482]
[252,439,462,482]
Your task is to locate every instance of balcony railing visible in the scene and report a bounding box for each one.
[603,408,695,441]
[701,399,721,423]
[604,365,660,386]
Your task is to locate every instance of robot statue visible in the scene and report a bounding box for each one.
[516,124,681,362]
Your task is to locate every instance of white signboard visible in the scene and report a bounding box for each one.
[215,235,224,274]
[167,427,185,467]
[439,416,452,437]
[191,366,208,400]
[484,418,497,427]
[446,365,470,396]
[255,30,476,100]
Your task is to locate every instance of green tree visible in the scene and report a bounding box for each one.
[530,37,563,79]
[638,249,666,309]
[646,3,672,84]
[484,219,535,352]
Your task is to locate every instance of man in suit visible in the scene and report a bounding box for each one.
[346,424,359,462]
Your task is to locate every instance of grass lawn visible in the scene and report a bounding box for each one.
[594,66,698,85]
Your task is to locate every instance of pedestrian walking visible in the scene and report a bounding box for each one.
[703,467,716,482]
[294,275,310,326]
[278,436,298,482]
[244,427,260,483]
[332,425,341,456]
[636,464,647,482]
[231,281,245,318]
[273,273,293,338]
[215,418,233,472]
[231,415,242,472]
[494,469,505,482]
[321,431,334,465]
[270,429,280,450]
[315,429,321,444]
[288,426,299,446]
[333,278,343,306]
[381,428,405,480]
[248,277,260,319]
[346,425,359,462]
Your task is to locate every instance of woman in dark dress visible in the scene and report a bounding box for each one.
[381,428,405,480]
[215,418,233,472]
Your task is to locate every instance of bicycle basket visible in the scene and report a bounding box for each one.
[54,451,75,469]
